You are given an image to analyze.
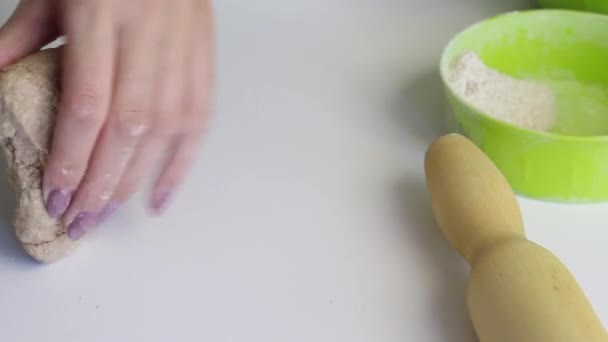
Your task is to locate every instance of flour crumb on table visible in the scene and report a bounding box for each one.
[446,51,555,131]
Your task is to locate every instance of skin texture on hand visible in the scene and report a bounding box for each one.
[0,0,214,242]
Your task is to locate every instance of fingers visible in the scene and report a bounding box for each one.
[45,0,215,241]
[62,7,165,239]
[0,0,58,66]
[151,133,205,215]
[111,1,189,207]
[43,2,115,219]
[111,136,167,205]
[150,1,214,214]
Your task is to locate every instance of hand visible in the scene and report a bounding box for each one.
[0,0,214,240]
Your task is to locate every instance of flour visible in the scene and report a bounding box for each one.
[446,51,555,131]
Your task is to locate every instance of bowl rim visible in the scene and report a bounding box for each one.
[439,8,608,143]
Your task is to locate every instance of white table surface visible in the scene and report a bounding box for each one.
[0,1,606,341]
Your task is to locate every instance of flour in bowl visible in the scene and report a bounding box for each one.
[446,52,555,131]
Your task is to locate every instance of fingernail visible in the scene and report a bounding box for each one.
[98,201,121,223]
[67,212,97,241]
[46,189,72,218]
[151,190,172,215]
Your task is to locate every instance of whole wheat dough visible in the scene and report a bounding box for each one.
[0,48,77,263]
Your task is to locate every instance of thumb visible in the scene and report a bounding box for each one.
[0,0,58,67]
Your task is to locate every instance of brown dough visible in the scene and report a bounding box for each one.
[0,48,77,263]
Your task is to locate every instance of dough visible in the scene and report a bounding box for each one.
[0,48,77,263]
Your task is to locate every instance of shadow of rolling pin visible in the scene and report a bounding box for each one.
[424,133,608,342]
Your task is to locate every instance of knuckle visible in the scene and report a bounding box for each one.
[67,90,103,124]
[65,0,107,14]
[151,116,181,138]
[145,97,179,134]
[150,97,181,136]
[64,0,89,11]
[114,107,149,138]
[47,160,85,184]
[180,108,208,134]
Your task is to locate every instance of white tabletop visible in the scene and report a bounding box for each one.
[0,1,606,341]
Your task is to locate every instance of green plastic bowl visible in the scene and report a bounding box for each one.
[440,9,608,203]
[538,0,608,14]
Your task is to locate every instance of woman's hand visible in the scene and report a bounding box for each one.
[0,0,214,240]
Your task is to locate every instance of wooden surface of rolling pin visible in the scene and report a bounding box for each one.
[424,133,608,342]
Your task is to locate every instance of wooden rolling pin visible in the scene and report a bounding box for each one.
[424,133,608,342]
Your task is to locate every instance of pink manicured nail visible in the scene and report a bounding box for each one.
[151,190,172,215]
[46,189,72,218]
[67,212,97,241]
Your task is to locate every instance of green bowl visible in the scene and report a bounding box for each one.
[440,9,608,203]
[538,0,608,14]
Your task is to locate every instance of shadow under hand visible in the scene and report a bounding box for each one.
[393,69,447,145]
[397,177,477,341]
[0,157,36,264]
